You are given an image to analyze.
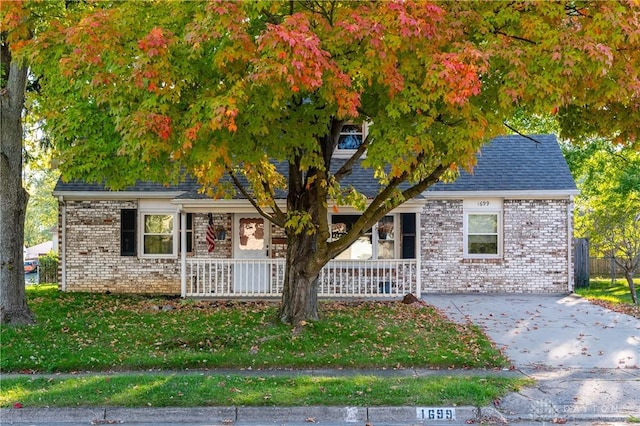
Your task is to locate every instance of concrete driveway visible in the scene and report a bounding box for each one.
[425,294,640,420]
[425,293,639,369]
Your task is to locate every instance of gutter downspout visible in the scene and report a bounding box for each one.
[415,211,422,299]
[59,196,66,292]
[567,195,574,293]
[180,209,187,298]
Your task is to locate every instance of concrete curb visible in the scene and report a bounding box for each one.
[0,406,483,424]
[2,405,637,424]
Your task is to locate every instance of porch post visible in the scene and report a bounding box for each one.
[180,210,187,298]
[415,211,422,299]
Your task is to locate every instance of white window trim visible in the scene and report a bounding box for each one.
[139,210,179,259]
[373,215,399,259]
[333,122,368,159]
[463,199,503,259]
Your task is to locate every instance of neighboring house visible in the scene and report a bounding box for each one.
[24,240,55,262]
[53,134,578,298]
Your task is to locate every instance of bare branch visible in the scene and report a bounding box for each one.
[333,132,370,182]
[503,122,543,145]
[227,169,285,228]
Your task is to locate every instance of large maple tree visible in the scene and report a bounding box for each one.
[10,1,640,324]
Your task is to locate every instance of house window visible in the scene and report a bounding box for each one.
[330,214,413,260]
[335,123,367,158]
[121,209,137,256]
[463,199,502,258]
[338,124,364,150]
[377,215,395,259]
[142,213,176,256]
[178,213,194,254]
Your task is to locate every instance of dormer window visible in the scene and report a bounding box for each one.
[338,124,364,149]
[335,123,367,158]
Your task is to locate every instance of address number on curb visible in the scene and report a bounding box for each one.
[416,407,456,421]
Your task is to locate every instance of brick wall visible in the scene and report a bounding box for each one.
[61,200,177,294]
[193,213,232,258]
[61,200,235,294]
[420,199,572,293]
[61,197,572,295]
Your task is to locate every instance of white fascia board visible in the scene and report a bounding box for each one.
[329,199,426,214]
[173,198,427,214]
[53,191,184,200]
[423,190,579,200]
[171,198,287,213]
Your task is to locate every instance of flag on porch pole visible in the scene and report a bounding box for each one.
[206,213,216,252]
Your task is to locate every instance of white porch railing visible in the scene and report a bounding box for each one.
[185,258,417,298]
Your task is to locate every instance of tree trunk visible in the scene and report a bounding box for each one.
[279,231,321,325]
[0,56,35,325]
[626,271,638,305]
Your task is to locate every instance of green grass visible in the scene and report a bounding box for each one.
[0,285,508,373]
[0,374,526,408]
[575,278,640,318]
[0,285,526,408]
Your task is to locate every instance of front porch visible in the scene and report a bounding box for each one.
[183,258,419,298]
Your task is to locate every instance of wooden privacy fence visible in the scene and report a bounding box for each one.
[590,257,627,278]
[574,238,589,288]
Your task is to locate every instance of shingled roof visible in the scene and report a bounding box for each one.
[54,134,576,198]
[427,134,577,194]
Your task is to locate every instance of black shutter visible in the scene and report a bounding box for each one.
[401,213,416,259]
[121,209,137,256]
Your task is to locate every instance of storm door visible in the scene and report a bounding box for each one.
[234,214,269,293]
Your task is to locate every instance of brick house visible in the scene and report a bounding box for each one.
[54,134,578,298]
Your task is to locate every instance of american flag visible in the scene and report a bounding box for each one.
[206,214,216,252]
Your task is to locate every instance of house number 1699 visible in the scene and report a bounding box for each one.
[477,200,490,207]
[416,407,456,420]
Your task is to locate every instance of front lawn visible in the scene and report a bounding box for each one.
[575,278,640,319]
[1,285,508,373]
[0,286,527,408]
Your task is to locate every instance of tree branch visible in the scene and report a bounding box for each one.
[227,168,285,228]
[333,131,370,182]
[493,30,538,45]
[503,121,543,145]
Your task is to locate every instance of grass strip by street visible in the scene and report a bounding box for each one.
[575,278,640,319]
[0,374,528,408]
[1,285,508,373]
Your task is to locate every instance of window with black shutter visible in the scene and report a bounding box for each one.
[121,209,137,256]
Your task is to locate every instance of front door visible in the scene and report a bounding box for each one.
[234,214,269,293]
